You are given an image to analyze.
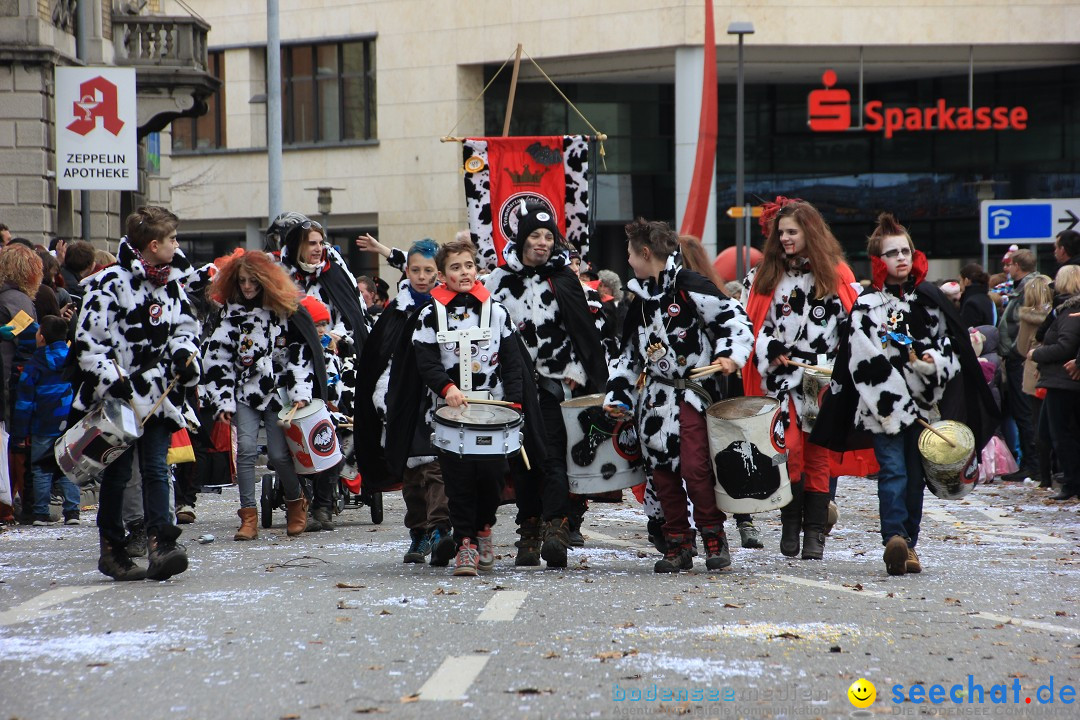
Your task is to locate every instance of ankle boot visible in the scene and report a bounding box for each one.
[234,507,258,541]
[146,525,188,581]
[699,526,732,570]
[780,481,804,557]
[285,497,307,537]
[654,535,694,573]
[514,517,542,566]
[801,492,830,560]
[540,517,570,568]
[313,506,335,531]
[98,535,146,581]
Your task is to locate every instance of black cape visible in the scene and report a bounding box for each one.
[288,305,329,403]
[547,268,609,393]
[384,309,547,477]
[810,281,1000,452]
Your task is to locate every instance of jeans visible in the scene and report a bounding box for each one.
[1043,389,1080,492]
[30,436,79,517]
[234,402,301,507]
[872,426,925,548]
[97,419,173,543]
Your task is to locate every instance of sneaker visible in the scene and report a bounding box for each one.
[403,529,430,564]
[701,530,732,570]
[737,522,764,549]
[63,513,81,526]
[32,515,58,526]
[146,525,189,581]
[905,548,922,574]
[476,526,495,572]
[883,535,908,576]
[453,539,479,576]
[175,506,196,524]
[429,527,456,567]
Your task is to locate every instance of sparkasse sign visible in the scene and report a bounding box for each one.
[808,70,1028,139]
[55,66,138,191]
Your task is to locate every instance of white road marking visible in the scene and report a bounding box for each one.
[582,529,647,549]
[477,590,527,622]
[417,654,490,700]
[774,574,889,598]
[0,586,110,627]
[923,505,1066,545]
[973,612,1079,636]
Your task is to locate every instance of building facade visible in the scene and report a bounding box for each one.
[155,3,1080,278]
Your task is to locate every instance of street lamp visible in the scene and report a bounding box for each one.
[728,21,754,280]
[304,186,345,235]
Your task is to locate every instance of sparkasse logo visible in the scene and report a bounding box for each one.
[807,70,1028,138]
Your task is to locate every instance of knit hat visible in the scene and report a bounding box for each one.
[514,199,562,245]
[300,295,330,325]
[1002,243,1019,265]
[940,281,962,302]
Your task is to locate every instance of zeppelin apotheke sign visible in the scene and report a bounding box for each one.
[55,67,138,191]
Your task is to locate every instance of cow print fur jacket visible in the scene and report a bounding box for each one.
[605,256,754,473]
[847,281,960,436]
[202,302,315,417]
[281,244,365,340]
[71,239,202,431]
[484,242,611,387]
[743,261,848,430]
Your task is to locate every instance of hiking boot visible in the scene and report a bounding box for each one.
[780,481,804,557]
[429,527,456,567]
[285,496,307,537]
[403,529,430,564]
[63,511,80,526]
[540,517,570,568]
[476,525,495,572]
[313,506,335,531]
[824,501,839,535]
[801,492,830,560]
[654,536,694,573]
[646,517,667,554]
[146,525,188,581]
[514,517,542,567]
[125,520,147,558]
[304,508,323,532]
[905,548,922,574]
[883,535,908,576]
[234,507,258,541]
[700,529,732,570]
[567,514,585,547]
[453,539,479,576]
[737,521,763,549]
[98,536,146,581]
[175,505,196,524]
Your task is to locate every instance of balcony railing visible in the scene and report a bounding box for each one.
[112,15,211,72]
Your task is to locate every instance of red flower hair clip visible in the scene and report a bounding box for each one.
[758,196,804,239]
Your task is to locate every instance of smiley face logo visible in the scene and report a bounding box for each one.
[848,679,876,708]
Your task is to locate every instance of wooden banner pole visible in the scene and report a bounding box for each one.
[502,43,523,137]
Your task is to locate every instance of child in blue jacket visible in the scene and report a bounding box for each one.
[13,316,79,525]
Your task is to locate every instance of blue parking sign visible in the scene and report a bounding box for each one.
[986,204,1052,240]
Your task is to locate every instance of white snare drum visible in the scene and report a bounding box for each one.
[799,364,833,433]
[706,396,791,514]
[561,394,645,495]
[55,399,143,487]
[432,404,522,457]
[279,399,343,475]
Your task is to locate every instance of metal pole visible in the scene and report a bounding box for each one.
[734,34,745,280]
[267,0,283,223]
[76,0,93,242]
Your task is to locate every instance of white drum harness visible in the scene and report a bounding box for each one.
[434,297,492,400]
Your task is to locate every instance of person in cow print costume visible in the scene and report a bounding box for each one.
[814,213,995,576]
[71,207,202,582]
[354,239,452,565]
[604,219,754,573]
[742,198,859,560]
[484,200,611,569]
[202,250,325,541]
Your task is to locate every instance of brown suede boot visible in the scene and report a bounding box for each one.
[234,507,258,541]
[285,497,307,537]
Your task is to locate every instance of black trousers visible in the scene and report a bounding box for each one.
[512,386,571,523]
[1004,352,1036,469]
[439,452,504,546]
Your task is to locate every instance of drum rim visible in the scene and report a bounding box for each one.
[706,395,779,420]
[277,398,327,420]
[560,393,605,409]
[434,405,522,429]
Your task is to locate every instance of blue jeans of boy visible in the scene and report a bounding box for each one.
[97,419,173,544]
[30,436,79,517]
[872,426,925,548]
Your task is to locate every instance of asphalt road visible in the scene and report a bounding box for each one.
[1,477,1078,720]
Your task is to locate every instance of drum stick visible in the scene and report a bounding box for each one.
[462,397,517,408]
[279,404,300,428]
[785,360,833,374]
[140,355,196,428]
[689,364,726,378]
[917,418,957,448]
[520,446,532,471]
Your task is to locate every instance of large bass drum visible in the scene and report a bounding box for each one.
[54,399,143,487]
[560,394,645,495]
[706,396,792,514]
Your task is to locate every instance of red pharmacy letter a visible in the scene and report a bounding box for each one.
[67,76,125,136]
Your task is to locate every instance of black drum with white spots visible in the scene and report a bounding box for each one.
[706,397,792,514]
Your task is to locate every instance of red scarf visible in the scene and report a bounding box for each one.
[132,246,171,287]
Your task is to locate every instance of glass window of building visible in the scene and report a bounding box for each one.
[172,51,226,152]
[282,39,377,145]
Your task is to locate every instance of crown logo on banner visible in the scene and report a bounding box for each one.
[505,164,547,185]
